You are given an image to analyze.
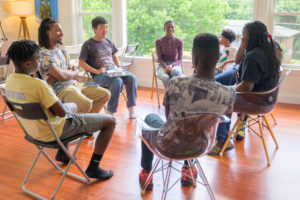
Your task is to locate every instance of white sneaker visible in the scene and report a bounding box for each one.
[128,106,136,119]
[106,110,115,117]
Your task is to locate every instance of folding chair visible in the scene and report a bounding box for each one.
[219,69,291,166]
[0,56,13,119]
[64,44,82,67]
[2,91,94,200]
[63,44,88,83]
[137,113,228,200]
[151,51,164,109]
[151,51,184,109]
[119,43,139,70]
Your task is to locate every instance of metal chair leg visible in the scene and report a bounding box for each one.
[195,159,215,200]
[263,115,279,148]
[1,104,14,119]
[258,116,271,166]
[22,138,90,200]
[188,160,197,187]
[141,158,161,194]
[161,161,172,200]
[121,87,128,101]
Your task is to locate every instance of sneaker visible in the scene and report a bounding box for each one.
[139,169,153,191]
[181,165,197,186]
[128,106,136,119]
[208,141,234,155]
[106,110,115,117]
[236,122,246,141]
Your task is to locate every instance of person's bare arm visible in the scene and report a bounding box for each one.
[79,59,105,75]
[112,54,121,67]
[235,45,246,65]
[217,59,235,71]
[235,80,254,92]
[48,100,68,117]
[47,67,79,81]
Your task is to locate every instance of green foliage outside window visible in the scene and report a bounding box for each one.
[127,0,230,57]
[275,0,300,61]
[81,0,112,12]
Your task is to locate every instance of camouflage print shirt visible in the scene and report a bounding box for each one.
[163,75,235,124]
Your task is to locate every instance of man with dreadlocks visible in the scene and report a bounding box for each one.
[38,17,110,114]
[209,21,280,155]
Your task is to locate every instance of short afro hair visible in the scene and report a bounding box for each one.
[221,29,236,43]
[7,40,39,69]
[192,33,220,69]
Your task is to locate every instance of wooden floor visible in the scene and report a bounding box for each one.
[0,87,300,200]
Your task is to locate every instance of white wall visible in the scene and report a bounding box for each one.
[129,57,193,88]
[0,0,39,42]
[278,69,300,104]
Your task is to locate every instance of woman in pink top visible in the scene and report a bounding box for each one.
[155,20,183,88]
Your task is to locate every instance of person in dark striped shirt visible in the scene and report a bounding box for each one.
[155,20,183,88]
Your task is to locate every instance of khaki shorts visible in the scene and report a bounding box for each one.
[57,82,110,113]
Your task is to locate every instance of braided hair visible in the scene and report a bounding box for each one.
[38,17,57,49]
[7,40,39,68]
[244,21,280,82]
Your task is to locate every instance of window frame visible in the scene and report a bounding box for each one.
[78,0,113,44]
[273,0,300,69]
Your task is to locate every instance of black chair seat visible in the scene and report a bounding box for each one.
[24,133,88,148]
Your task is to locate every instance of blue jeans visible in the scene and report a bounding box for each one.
[156,62,183,88]
[215,65,237,142]
[215,65,237,86]
[141,113,165,171]
[93,71,137,113]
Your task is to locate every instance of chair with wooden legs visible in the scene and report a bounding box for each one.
[137,113,228,200]
[151,51,164,108]
[1,91,95,200]
[219,69,291,166]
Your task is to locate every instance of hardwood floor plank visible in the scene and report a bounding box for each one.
[0,87,300,200]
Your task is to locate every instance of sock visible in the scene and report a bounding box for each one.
[85,153,113,180]
[55,143,70,164]
[87,153,103,171]
[184,160,189,166]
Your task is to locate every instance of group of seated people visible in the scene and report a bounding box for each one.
[4,15,281,190]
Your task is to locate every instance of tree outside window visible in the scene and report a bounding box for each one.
[127,0,253,58]
[275,0,300,66]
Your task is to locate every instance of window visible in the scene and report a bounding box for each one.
[80,0,112,41]
[274,0,300,67]
[127,0,253,58]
